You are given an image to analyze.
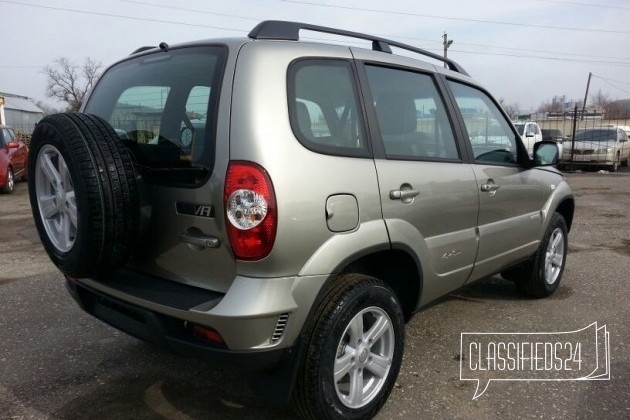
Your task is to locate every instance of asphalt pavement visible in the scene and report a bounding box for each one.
[1,169,629,419]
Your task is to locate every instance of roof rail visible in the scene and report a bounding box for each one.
[130,46,155,55]
[248,20,469,76]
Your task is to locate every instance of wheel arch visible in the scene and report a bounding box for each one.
[555,197,575,232]
[310,245,422,322]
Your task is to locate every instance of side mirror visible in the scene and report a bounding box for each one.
[620,137,628,143]
[7,141,20,149]
[533,141,559,166]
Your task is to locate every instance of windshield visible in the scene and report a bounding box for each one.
[85,46,226,186]
[514,124,524,135]
[575,129,616,142]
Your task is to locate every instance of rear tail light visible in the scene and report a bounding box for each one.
[224,161,277,260]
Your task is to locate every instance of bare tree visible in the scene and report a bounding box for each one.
[35,100,62,116]
[498,98,519,120]
[43,57,102,112]
[536,96,566,114]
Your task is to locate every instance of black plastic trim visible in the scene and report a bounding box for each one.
[66,279,291,371]
[97,268,224,310]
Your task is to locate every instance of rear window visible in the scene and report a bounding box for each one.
[575,129,617,142]
[84,46,226,186]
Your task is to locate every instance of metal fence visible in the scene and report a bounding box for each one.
[527,113,630,172]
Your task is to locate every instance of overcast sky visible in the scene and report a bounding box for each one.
[1,0,629,111]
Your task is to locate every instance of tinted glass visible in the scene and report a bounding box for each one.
[85,47,225,185]
[289,60,368,157]
[449,81,518,164]
[366,66,459,160]
[0,129,8,147]
[575,129,617,142]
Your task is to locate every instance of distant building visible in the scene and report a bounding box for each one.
[0,92,44,134]
[606,99,630,119]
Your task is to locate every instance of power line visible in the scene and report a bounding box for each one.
[273,0,630,34]
[107,0,260,22]
[592,75,630,86]
[531,0,630,10]
[592,76,630,96]
[0,0,249,32]
[105,0,630,61]
[2,0,630,68]
[447,49,630,67]
[4,0,630,62]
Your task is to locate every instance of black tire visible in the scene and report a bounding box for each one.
[609,154,619,172]
[501,212,568,298]
[1,167,14,193]
[28,113,140,278]
[292,273,404,420]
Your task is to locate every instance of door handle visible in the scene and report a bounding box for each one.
[389,189,419,200]
[389,189,419,202]
[480,184,500,192]
[480,179,501,197]
[180,232,220,248]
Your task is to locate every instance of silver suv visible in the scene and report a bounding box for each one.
[28,21,574,419]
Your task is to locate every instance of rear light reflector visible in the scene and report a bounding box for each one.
[224,161,277,260]
[192,325,224,344]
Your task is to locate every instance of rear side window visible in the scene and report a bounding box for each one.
[365,65,459,160]
[288,59,369,157]
[85,46,226,186]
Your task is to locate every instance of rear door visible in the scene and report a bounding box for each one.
[445,80,546,281]
[355,59,479,303]
[84,46,237,292]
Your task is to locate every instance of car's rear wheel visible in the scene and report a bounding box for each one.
[502,212,568,298]
[292,273,404,419]
[1,167,14,194]
[28,112,140,278]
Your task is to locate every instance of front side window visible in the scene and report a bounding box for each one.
[448,81,518,164]
[85,46,226,185]
[288,59,368,157]
[365,65,459,160]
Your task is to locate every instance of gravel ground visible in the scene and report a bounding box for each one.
[1,168,629,419]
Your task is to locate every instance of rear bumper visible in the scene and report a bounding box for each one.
[66,278,296,370]
[66,266,327,353]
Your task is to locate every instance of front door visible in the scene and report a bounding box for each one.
[447,81,546,281]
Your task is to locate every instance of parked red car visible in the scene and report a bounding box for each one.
[0,125,28,194]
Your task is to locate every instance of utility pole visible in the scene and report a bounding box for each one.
[443,32,453,68]
[580,72,592,121]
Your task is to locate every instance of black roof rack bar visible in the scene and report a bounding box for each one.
[248,20,469,76]
[130,46,156,55]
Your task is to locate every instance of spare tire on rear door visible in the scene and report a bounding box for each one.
[28,113,140,278]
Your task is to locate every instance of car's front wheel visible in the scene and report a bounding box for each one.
[1,167,14,194]
[292,273,404,419]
